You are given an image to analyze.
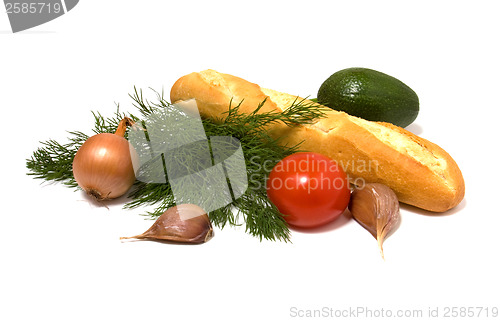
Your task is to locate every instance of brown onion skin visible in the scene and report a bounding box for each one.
[72,133,137,200]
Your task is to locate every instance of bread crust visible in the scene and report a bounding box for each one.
[170,69,465,212]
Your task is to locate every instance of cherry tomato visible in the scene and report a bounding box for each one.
[266,152,351,228]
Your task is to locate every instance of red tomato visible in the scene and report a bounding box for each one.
[266,152,351,228]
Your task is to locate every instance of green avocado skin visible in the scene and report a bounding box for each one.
[317,68,419,128]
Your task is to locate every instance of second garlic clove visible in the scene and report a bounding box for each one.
[349,183,401,259]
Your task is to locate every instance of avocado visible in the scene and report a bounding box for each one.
[317,68,419,128]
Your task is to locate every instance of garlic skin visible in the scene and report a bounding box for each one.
[121,204,214,244]
[349,183,400,259]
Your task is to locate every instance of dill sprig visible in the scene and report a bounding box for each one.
[26,107,134,188]
[26,88,326,242]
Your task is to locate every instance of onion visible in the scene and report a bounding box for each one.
[72,117,138,201]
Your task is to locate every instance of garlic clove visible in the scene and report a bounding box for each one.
[121,204,214,244]
[349,183,400,259]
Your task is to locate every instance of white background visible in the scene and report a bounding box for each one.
[1,1,499,320]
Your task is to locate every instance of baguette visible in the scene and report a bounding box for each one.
[170,69,465,212]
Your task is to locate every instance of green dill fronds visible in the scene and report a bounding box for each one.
[26,105,135,187]
[26,138,82,188]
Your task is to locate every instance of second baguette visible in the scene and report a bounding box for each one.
[170,69,465,212]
